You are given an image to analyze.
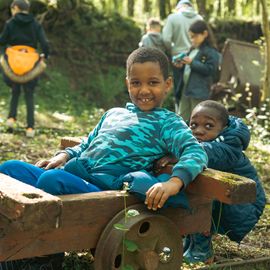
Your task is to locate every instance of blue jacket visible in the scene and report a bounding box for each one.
[178,43,220,100]
[202,116,266,242]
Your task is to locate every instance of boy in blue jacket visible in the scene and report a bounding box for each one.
[156,100,266,263]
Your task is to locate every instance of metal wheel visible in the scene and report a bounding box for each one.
[94,204,183,270]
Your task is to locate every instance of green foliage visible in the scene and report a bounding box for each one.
[36,68,79,113]
[79,65,128,110]
[245,99,270,143]
[63,252,94,270]
[42,6,140,110]
[210,19,263,50]
[112,184,140,270]
[126,209,140,218]
[123,239,139,252]
[114,223,129,231]
[122,265,134,270]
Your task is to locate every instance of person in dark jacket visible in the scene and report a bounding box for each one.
[175,20,219,121]
[139,18,166,52]
[162,0,203,112]
[156,100,266,263]
[0,0,49,137]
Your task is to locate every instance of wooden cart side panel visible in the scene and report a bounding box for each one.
[159,166,256,204]
[0,191,211,261]
[188,168,257,204]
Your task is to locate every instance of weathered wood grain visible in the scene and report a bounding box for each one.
[156,165,256,204]
[0,173,62,231]
[0,191,211,261]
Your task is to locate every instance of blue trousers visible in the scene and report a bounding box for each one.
[0,160,188,208]
[0,160,101,195]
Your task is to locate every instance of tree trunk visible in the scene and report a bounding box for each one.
[259,0,270,101]
[113,0,118,11]
[127,0,135,17]
[196,0,207,18]
[166,0,172,15]
[143,0,151,13]
[0,0,10,10]
[216,0,222,17]
[159,0,166,19]
[227,0,235,16]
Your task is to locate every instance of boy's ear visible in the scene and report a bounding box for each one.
[125,77,129,90]
[203,30,209,38]
[165,76,173,94]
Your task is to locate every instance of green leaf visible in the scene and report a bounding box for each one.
[113,223,129,231]
[122,264,134,270]
[126,209,140,218]
[123,239,139,252]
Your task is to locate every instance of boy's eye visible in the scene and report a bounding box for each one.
[130,81,140,87]
[149,80,159,86]
[190,123,197,129]
[205,123,214,129]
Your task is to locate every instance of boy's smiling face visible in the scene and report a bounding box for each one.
[126,61,172,111]
[189,106,224,142]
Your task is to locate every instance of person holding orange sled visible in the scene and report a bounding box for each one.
[0,0,49,137]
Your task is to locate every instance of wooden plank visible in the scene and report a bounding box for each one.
[0,173,62,232]
[158,165,256,204]
[188,168,256,204]
[0,191,211,261]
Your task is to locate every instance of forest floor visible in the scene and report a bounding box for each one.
[0,109,269,270]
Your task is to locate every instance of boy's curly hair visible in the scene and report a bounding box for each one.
[196,100,229,127]
[126,47,169,79]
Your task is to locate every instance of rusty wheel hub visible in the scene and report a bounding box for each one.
[94,204,183,269]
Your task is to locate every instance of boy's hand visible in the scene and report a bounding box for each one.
[35,152,69,170]
[145,177,183,211]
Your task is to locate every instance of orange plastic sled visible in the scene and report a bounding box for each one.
[0,45,46,83]
[5,45,39,75]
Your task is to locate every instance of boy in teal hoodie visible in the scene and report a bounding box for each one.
[0,47,208,269]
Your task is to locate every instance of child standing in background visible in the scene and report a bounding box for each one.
[0,0,49,137]
[176,20,219,121]
[139,18,166,52]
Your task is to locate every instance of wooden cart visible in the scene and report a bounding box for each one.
[0,137,257,269]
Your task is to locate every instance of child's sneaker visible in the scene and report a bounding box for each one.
[26,128,35,138]
[183,233,214,264]
[6,117,16,129]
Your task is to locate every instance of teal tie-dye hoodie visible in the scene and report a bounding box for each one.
[64,103,208,188]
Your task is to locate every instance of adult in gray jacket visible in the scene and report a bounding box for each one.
[162,0,202,110]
